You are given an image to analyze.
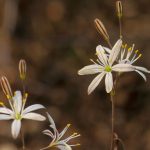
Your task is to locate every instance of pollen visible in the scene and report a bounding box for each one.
[105,66,112,72]
[0,102,4,106]
[139,54,142,58]
[135,50,139,54]
[128,47,132,51]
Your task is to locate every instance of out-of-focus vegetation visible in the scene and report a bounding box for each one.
[0,0,150,150]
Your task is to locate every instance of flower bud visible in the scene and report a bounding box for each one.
[94,18,109,41]
[116,1,123,18]
[0,76,13,99]
[19,59,27,80]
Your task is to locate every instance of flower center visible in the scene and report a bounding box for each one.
[15,113,22,120]
[105,66,112,72]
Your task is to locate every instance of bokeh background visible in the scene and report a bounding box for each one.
[0,0,150,150]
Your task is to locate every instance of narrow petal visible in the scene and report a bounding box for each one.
[108,39,122,65]
[112,64,135,72]
[88,72,105,95]
[13,91,22,113]
[56,142,72,150]
[23,112,46,121]
[43,129,54,138]
[0,107,13,115]
[23,104,45,114]
[11,120,21,139]
[96,45,108,65]
[103,47,111,54]
[78,64,102,75]
[58,124,71,140]
[0,114,13,120]
[135,70,146,81]
[105,72,113,93]
[134,66,150,73]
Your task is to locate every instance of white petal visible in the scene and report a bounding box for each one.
[135,70,146,81]
[112,64,135,72]
[134,66,150,73]
[105,72,113,93]
[88,72,105,95]
[96,45,108,65]
[46,113,56,127]
[57,143,72,150]
[103,47,111,54]
[23,112,46,121]
[13,91,22,113]
[0,107,13,115]
[43,129,54,138]
[11,120,21,139]
[58,124,70,140]
[108,39,122,65]
[0,114,13,120]
[23,104,45,114]
[78,64,102,75]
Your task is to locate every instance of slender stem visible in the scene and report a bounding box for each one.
[119,18,122,39]
[21,129,25,150]
[110,93,115,150]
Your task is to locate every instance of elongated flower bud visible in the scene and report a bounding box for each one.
[116,1,123,18]
[94,18,109,41]
[0,76,13,99]
[19,59,27,80]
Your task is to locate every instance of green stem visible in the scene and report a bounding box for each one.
[110,92,115,150]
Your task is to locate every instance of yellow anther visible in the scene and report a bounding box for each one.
[6,95,11,100]
[25,93,28,98]
[67,124,71,127]
[0,102,4,106]
[121,44,124,48]
[135,50,139,54]
[128,47,132,51]
[139,54,142,57]
[124,44,127,48]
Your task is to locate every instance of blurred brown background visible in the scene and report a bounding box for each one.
[0,0,150,150]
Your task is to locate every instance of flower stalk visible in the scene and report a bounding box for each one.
[116,1,123,39]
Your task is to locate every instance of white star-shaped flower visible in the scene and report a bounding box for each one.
[78,39,136,94]
[104,43,150,81]
[41,113,80,150]
[0,91,46,139]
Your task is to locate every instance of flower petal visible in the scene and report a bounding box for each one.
[103,47,111,54]
[0,114,13,120]
[135,70,146,81]
[78,64,102,75]
[13,91,22,113]
[96,45,108,65]
[43,129,54,138]
[134,66,150,73]
[108,39,122,65]
[88,72,105,95]
[58,124,71,140]
[11,120,21,139]
[22,112,46,121]
[105,72,113,93]
[56,143,72,150]
[112,64,135,72]
[23,104,45,114]
[0,107,13,115]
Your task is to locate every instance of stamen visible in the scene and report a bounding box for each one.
[135,50,139,54]
[0,102,4,106]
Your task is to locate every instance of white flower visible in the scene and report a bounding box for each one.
[0,91,46,139]
[41,113,80,150]
[104,43,150,81]
[78,39,136,94]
